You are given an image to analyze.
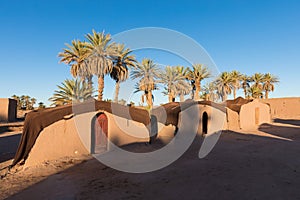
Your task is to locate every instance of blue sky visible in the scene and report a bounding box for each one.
[0,0,299,106]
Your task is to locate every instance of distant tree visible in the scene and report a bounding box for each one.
[12,95,37,110]
[58,40,92,89]
[214,72,233,101]
[186,64,211,100]
[159,66,191,102]
[230,70,243,99]
[49,79,94,106]
[21,95,31,110]
[262,73,279,99]
[131,59,160,108]
[251,73,264,89]
[129,101,135,106]
[202,82,218,102]
[175,66,192,102]
[248,85,263,99]
[29,98,36,110]
[38,102,46,109]
[110,44,137,103]
[118,99,127,105]
[241,74,251,98]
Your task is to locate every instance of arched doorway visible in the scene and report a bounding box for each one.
[202,112,208,134]
[92,113,108,154]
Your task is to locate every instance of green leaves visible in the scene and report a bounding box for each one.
[49,79,94,106]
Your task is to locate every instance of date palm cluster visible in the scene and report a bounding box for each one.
[210,71,279,101]
[51,30,279,107]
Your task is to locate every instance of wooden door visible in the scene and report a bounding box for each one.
[93,113,108,154]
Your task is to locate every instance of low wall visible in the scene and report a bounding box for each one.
[260,98,300,119]
[226,108,240,130]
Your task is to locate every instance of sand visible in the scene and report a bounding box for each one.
[1,119,300,200]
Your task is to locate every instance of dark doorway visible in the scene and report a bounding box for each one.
[202,112,208,134]
[92,113,108,154]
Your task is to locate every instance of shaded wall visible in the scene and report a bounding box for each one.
[24,111,150,167]
[156,104,226,142]
[260,98,300,119]
[239,100,271,130]
[24,118,89,168]
[0,98,17,122]
[226,108,240,130]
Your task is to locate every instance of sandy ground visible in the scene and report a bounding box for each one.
[0,119,300,200]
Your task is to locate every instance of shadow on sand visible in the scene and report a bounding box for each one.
[258,123,300,141]
[4,123,300,200]
[273,118,300,127]
[0,134,21,163]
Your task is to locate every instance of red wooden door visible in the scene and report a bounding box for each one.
[94,113,108,153]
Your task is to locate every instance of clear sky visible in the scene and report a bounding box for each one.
[0,0,299,106]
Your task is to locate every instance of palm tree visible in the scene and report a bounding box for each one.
[38,102,46,109]
[241,74,251,98]
[58,40,92,89]
[23,95,31,110]
[248,85,263,99]
[187,64,211,100]
[252,73,264,89]
[203,82,218,101]
[49,79,94,106]
[110,44,137,103]
[175,66,192,101]
[159,66,191,102]
[131,59,160,108]
[29,98,36,110]
[19,95,26,110]
[85,30,117,101]
[230,70,242,99]
[262,73,279,99]
[214,72,233,101]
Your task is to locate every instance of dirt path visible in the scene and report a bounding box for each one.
[1,122,300,200]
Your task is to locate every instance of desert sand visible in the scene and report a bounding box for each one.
[0,119,300,200]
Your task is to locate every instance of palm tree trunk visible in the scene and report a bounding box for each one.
[114,81,120,103]
[265,90,269,99]
[233,87,237,99]
[168,93,173,103]
[223,93,227,102]
[180,94,184,102]
[222,88,227,101]
[191,90,194,99]
[87,75,93,91]
[194,80,200,100]
[244,88,247,98]
[98,75,104,101]
[146,91,153,108]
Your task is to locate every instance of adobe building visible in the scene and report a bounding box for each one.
[152,97,272,141]
[151,101,227,143]
[226,97,271,130]
[0,98,17,122]
[12,101,151,168]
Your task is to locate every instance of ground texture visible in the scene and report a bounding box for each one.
[0,120,300,200]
